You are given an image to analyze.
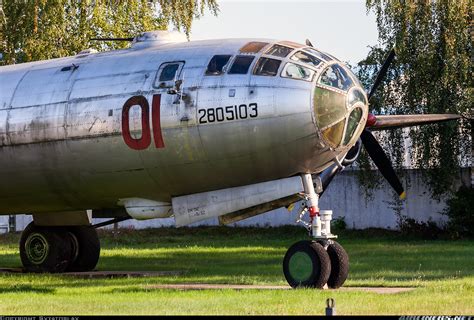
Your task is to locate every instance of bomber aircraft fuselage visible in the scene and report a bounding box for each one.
[0,32,367,215]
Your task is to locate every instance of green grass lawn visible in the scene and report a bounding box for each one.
[0,226,473,315]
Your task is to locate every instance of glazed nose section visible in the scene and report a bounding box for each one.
[313,64,368,149]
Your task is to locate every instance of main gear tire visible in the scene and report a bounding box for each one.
[326,241,349,289]
[20,222,73,273]
[65,226,100,272]
[283,240,331,289]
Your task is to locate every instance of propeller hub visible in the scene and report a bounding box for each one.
[366,113,377,127]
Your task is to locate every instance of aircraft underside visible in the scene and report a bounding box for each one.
[16,169,350,289]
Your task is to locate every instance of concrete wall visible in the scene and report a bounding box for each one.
[2,168,469,233]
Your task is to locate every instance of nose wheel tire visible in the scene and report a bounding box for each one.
[283,240,331,289]
[326,241,349,289]
[20,223,73,273]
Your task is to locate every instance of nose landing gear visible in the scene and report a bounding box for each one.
[282,173,349,289]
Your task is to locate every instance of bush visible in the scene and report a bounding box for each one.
[442,186,474,238]
[398,216,444,239]
[331,216,347,231]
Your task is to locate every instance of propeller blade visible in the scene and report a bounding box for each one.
[366,113,461,130]
[360,129,406,199]
[368,48,396,101]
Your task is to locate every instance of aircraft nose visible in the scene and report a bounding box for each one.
[313,84,368,149]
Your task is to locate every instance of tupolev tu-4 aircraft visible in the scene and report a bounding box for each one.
[0,31,460,289]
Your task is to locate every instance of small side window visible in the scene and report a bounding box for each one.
[254,58,281,76]
[282,63,315,81]
[154,62,184,88]
[159,64,179,81]
[229,56,255,74]
[206,55,232,75]
[265,44,293,58]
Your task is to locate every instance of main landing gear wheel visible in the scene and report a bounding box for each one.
[66,226,100,272]
[20,222,101,273]
[20,223,73,273]
[326,241,349,289]
[283,240,331,289]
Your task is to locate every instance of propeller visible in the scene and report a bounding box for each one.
[361,47,406,200]
[367,47,396,101]
[360,129,406,199]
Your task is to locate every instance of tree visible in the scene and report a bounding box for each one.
[0,0,218,65]
[357,0,472,198]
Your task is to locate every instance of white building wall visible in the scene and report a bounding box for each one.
[7,169,469,233]
[0,216,9,234]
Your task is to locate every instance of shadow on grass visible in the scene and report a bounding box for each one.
[0,284,55,294]
[95,244,474,282]
[1,227,473,288]
[0,253,21,268]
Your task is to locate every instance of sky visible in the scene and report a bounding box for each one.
[190,0,379,65]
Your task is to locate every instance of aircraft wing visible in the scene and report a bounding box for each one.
[369,114,461,130]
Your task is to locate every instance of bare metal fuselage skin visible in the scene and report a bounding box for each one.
[0,37,367,215]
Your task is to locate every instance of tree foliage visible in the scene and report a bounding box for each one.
[442,186,474,237]
[357,0,472,198]
[0,0,218,64]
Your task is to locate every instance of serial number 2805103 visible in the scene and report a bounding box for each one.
[198,103,258,124]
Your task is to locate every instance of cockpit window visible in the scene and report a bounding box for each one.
[291,51,323,68]
[322,119,345,148]
[282,63,314,81]
[343,107,363,145]
[229,55,255,74]
[265,44,293,58]
[254,57,281,76]
[240,42,268,53]
[314,88,347,129]
[206,55,232,75]
[348,88,367,106]
[319,64,354,91]
[303,47,333,62]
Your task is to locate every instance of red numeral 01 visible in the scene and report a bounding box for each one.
[121,94,164,150]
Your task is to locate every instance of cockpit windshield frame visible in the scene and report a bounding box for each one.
[265,44,294,58]
[303,47,334,62]
[318,63,354,92]
[290,50,323,68]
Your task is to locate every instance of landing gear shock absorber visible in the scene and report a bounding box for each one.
[282,173,349,289]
